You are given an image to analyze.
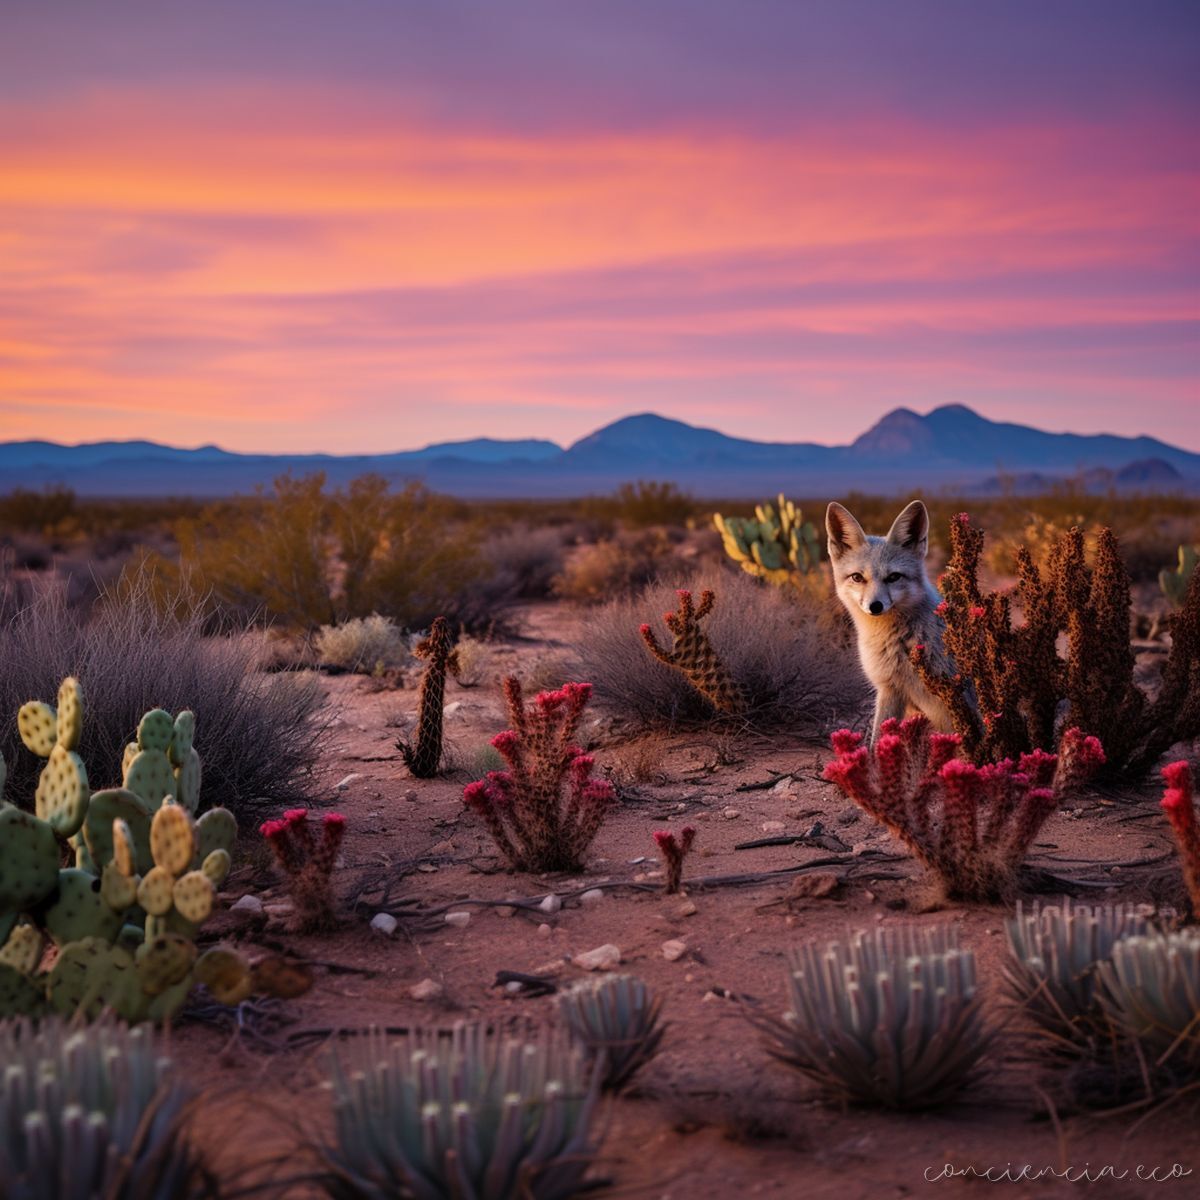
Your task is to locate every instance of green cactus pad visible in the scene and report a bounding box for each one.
[101,862,139,912]
[0,911,15,949]
[195,946,254,1006]
[42,868,125,946]
[116,923,144,955]
[151,801,195,876]
[17,701,57,758]
[201,848,231,887]
[0,807,60,909]
[122,741,139,776]
[56,677,84,751]
[123,748,178,809]
[0,962,44,1017]
[34,743,89,837]
[169,711,196,766]
[137,866,176,917]
[47,936,139,1020]
[137,708,175,753]
[175,747,202,813]
[84,789,154,876]
[196,807,237,863]
[112,817,137,878]
[0,923,42,975]
[146,973,194,1023]
[71,831,98,873]
[172,870,214,924]
[136,933,197,996]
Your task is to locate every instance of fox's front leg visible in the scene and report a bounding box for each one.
[871,688,907,744]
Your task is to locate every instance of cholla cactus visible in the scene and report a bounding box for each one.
[749,924,988,1109]
[1160,761,1200,919]
[260,809,346,931]
[558,974,666,1092]
[822,715,1105,900]
[398,616,460,779]
[1098,930,1200,1073]
[319,1022,602,1200]
[653,827,696,894]
[639,589,744,714]
[463,679,615,873]
[1004,901,1152,1050]
[0,1017,214,1199]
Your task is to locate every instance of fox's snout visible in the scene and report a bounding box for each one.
[863,593,891,616]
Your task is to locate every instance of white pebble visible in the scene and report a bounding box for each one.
[370,913,398,937]
[335,773,361,792]
[573,944,621,971]
[409,978,443,1001]
[579,889,605,907]
[662,939,688,962]
[539,894,562,914]
[444,911,470,928]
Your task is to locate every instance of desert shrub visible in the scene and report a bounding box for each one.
[914,514,1200,777]
[463,678,615,872]
[314,614,405,673]
[0,577,328,824]
[822,717,1105,901]
[573,570,866,731]
[316,1023,602,1200]
[611,480,696,528]
[552,530,685,603]
[748,924,988,1109]
[481,525,567,600]
[452,634,494,687]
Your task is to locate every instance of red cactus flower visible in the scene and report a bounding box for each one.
[283,808,309,824]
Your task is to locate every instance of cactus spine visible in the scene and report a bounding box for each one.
[398,616,460,778]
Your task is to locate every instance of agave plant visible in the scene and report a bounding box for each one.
[1004,901,1153,1050]
[1098,931,1200,1074]
[318,1022,603,1200]
[0,1017,213,1200]
[557,974,666,1092]
[748,924,988,1109]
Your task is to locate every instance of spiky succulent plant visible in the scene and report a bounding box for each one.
[1004,901,1153,1051]
[749,924,988,1109]
[318,1022,603,1200]
[557,974,666,1092]
[0,1017,214,1200]
[1097,930,1200,1074]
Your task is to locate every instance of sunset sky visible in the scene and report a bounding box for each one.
[2,1,1197,453]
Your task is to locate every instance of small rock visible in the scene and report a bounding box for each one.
[789,872,841,899]
[573,944,621,971]
[661,939,688,962]
[504,980,523,994]
[539,894,562,914]
[370,912,398,937]
[722,807,741,820]
[676,899,698,917]
[230,894,264,916]
[335,773,361,792]
[403,789,418,802]
[629,856,647,865]
[409,978,443,1001]
[443,701,463,716]
[417,863,438,873]
[537,923,553,938]
[444,911,471,928]
[579,889,605,907]
[760,820,786,834]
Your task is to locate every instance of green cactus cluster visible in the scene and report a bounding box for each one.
[557,974,666,1093]
[1004,901,1152,1050]
[0,1016,216,1200]
[713,494,822,588]
[319,1022,603,1200]
[749,924,989,1109]
[0,677,246,1023]
[1159,544,1198,609]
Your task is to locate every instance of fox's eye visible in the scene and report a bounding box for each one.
[848,572,866,584]
[884,572,906,584]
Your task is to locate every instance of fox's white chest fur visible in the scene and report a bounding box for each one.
[826,499,955,741]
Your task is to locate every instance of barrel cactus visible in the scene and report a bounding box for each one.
[1004,901,1153,1050]
[0,1016,215,1199]
[318,1023,602,1200]
[1098,930,1200,1074]
[558,974,666,1092]
[750,924,989,1108]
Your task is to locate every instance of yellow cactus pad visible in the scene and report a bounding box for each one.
[35,743,89,838]
[112,818,137,878]
[151,801,196,875]
[0,924,43,976]
[172,870,214,924]
[136,933,196,996]
[195,946,254,1006]
[100,862,139,911]
[137,866,175,916]
[201,848,231,887]
[17,701,57,758]
[122,741,139,776]
[55,677,84,751]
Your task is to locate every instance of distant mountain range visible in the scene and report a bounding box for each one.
[0,405,1196,498]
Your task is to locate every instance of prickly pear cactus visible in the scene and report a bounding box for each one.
[639,589,745,713]
[714,494,822,589]
[1160,545,1198,609]
[398,616,460,779]
[19,676,89,838]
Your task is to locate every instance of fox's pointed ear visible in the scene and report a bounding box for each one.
[826,502,867,559]
[886,500,929,555]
